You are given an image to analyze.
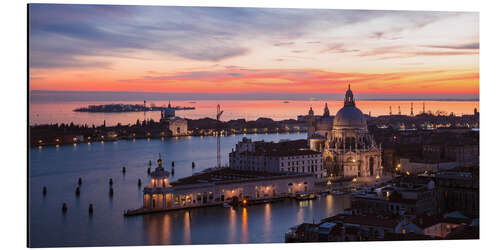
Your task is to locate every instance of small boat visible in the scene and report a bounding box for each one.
[222,202,231,208]
[282,101,290,103]
[295,192,317,201]
[332,190,347,196]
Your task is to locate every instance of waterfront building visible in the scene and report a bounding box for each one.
[308,85,382,178]
[159,101,188,136]
[229,138,326,179]
[136,155,315,213]
[143,154,171,208]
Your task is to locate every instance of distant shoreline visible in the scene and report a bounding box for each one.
[29,90,479,102]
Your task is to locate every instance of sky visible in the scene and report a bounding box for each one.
[28,4,479,100]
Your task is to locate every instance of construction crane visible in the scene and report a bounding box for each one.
[216,104,224,168]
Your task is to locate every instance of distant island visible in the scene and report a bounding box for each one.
[74,103,195,113]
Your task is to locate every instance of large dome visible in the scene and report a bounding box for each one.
[333,84,367,130]
[334,106,366,129]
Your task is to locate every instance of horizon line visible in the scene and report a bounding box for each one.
[29,90,479,102]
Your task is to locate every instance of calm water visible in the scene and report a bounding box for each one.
[29,99,479,126]
[29,133,351,247]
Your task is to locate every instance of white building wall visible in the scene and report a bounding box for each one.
[230,151,325,178]
[168,118,188,136]
[143,174,315,210]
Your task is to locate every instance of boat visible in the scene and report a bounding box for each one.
[331,190,347,196]
[295,192,317,201]
[222,202,231,208]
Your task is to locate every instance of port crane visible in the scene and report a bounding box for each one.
[216,104,223,168]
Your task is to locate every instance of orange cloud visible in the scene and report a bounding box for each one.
[30,67,478,97]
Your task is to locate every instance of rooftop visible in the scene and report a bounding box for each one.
[241,148,322,157]
[170,167,312,186]
[323,214,401,228]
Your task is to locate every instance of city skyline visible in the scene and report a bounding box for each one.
[29,5,479,100]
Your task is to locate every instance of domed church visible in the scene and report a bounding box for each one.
[308,85,382,178]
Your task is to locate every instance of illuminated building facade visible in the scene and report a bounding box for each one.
[159,101,188,136]
[229,138,326,179]
[308,85,383,178]
[140,155,315,211]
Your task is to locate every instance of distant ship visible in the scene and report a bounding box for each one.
[282,101,290,103]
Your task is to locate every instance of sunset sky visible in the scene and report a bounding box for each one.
[28,4,479,100]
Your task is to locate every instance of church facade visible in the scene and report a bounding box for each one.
[160,102,188,136]
[307,85,383,178]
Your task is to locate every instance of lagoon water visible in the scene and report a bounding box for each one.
[29,132,351,247]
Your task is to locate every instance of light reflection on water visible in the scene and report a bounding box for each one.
[184,211,191,244]
[241,208,248,244]
[264,204,271,242]
[140,195,350,246]
[29,133,350,247]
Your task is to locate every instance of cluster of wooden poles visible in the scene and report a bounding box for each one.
[47,160,198,214]
[42,166,143,215]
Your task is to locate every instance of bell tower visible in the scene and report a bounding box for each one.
[344,84,355,107]
[323,103,330,117]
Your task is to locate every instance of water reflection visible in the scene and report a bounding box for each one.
[326,195,333,217]
[297,204,304,225]
[299,200,311,207]
[241,208,248,243]
[229,207,236,243]
[264,204,271,242]
[162,214,171,244]
[184,211,191,244]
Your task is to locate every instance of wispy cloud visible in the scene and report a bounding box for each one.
[30,5,468,69]
[424,42,479,50]
[321,43,360,53]
[358,44,479,60]
[28,4,479,98]
[274,42,295,46]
